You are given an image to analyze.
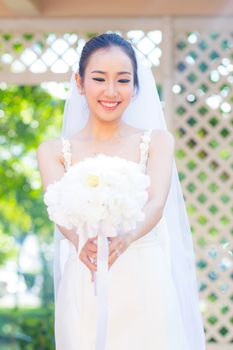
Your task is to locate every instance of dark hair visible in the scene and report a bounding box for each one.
[78,33,139,96]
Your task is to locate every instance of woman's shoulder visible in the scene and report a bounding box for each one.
[37,137,62,153]
[149,129,175,155]
[37,137,64,164]
[150,129,175,144]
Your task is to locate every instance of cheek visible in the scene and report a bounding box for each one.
[121,86,134,102]
[85,81,100,100]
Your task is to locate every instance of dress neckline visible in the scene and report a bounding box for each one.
[61,129,153,172]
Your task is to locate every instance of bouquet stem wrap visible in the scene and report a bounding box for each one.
[94,227,109,350]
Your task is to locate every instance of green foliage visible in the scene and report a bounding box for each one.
[0,234,17,266]
[0,85,64,265]
[0,306,54,350]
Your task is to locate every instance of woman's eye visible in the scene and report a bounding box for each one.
[93,78,105,82]
[92,78,130,83]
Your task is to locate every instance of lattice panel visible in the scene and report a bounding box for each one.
[173,29,233,345]
[0,29,163,84]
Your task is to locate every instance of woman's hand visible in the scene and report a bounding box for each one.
[79,236,97,282]
[108,233,134,268]
[79,233,134,280]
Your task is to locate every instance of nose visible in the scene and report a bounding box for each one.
[104,81,118,97]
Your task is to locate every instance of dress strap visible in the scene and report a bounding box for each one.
[139,129,153,173]
[61,137,72,172]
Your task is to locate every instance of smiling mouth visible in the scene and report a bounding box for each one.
[99,100,121,110]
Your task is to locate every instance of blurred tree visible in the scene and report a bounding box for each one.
[0,84,64,246]
[0,84,64,305]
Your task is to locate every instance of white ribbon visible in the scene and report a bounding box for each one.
[93,231,109,350]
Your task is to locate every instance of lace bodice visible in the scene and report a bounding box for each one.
[61,129,153,173]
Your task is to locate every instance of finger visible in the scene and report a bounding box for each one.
[109,249,118,260]
[108,250,118,266]
[82,245,97,260]
[89,235,97,241]
[108,238,120,255]
[108,254,116,269]
[88,253,97,262]
[109,243,123,257]
[89,236,98,245]
[90,252,97,260]
[87,241,97,252]
[80,252,97,271]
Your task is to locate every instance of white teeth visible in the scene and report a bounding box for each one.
[100,101,119,107]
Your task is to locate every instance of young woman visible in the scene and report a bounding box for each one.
[37,33,206,350]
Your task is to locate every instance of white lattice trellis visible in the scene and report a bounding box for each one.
[173,18,233,348]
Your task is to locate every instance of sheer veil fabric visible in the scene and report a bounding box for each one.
[53,46,206,350]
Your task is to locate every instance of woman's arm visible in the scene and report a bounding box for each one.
[36,139,79,251]
[108,129,175,267]
[130,129,175,243]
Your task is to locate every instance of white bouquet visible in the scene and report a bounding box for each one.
[44,154,150,350]
[44,154,150,240]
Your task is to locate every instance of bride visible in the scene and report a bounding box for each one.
[37,33,206,350]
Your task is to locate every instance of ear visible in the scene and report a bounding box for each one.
[74,72,84,91]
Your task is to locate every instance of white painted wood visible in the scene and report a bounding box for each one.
[2,0,41,15]
[0,17,163,31]
[208,345,233,350]
[161,16,174,131]
[1,0,233,17]
[0,72,71,85]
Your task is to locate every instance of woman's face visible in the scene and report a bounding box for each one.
[75,46,135,123]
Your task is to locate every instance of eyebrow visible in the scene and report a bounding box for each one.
[91,70,131,75]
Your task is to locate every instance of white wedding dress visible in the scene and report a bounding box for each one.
[54,129,190,350]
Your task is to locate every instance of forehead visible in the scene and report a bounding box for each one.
[85,47,133,73]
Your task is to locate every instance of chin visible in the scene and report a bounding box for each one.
[98,115,122,123]
[95,109,124,122]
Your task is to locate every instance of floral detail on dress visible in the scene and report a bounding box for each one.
[61,137,72,171]
[139,129,153,173]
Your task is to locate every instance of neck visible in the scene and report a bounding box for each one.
[83,117,125,142]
